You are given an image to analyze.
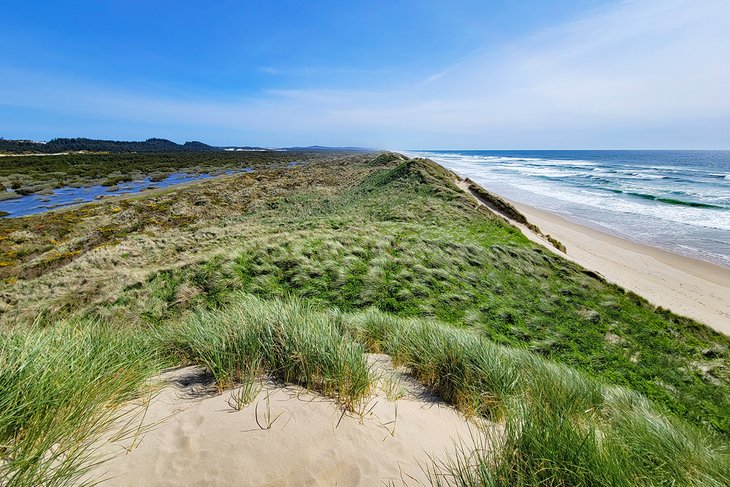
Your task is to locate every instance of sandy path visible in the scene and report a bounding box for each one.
[88,356,482,487]
[456,180,730,335]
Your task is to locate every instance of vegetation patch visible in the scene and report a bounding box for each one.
[0,152,728,485]
[2,296,727,486]
[0,149,351,197]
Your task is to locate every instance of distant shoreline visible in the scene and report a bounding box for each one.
[454,172,730,335]
[413,149,730,269]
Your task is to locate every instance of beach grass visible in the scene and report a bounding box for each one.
[0,296,369,485]
[0,319,160,486]
[1,152,729,485]
[4,295,726,486]
[160,295,371,410]
[341,306,729,486]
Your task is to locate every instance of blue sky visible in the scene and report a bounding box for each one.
[1,0,728,148]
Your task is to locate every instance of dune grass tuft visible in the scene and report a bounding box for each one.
[340,307,729,487]
[0,320,160,487]
[160,295,371,411]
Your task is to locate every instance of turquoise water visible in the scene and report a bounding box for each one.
[410,150,730,267]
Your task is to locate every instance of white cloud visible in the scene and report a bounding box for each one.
[1,0,729,147]
[258,66,279,75]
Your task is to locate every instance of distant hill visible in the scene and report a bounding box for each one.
[0,137,220,153]
[0,138,376,154]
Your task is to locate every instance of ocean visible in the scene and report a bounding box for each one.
[409,150,730,268]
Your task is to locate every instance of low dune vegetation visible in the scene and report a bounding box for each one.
[162,296,372,410]
[0,149,345,199]
[1,152,728,485]
[0,320,161,486]
[1,296,728,486]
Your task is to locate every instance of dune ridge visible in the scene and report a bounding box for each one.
[456,178,730,335]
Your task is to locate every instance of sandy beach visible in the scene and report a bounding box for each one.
[457,180,730,335]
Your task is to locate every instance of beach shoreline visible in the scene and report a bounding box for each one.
[458,178,730,335]
[415,149,730,270]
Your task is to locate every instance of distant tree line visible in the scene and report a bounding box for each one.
[0,137,220,153]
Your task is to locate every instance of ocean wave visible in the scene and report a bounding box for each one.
[621,191,724,209]
[413,150,730,265]
[514,181,730,231]
[412,152,597,168]
[433,162,730,231]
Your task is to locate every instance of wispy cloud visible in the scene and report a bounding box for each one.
[1,0,728,147]
[420,69,450,85]
[258,66,279,75]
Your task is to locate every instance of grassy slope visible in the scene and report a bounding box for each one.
[102,155,727,437]
[1,152,729,484]
[2,153,728,434]
[0,154,373,308]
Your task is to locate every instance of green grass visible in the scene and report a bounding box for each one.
[160,295,371,410]
[102,158,729,437]
[1,152,729,485]
[0,319,160,486]
[0,296,371,485]
[341,307,729,486]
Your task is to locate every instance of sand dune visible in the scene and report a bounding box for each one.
[89,355,481,487]
[457,180,730,335]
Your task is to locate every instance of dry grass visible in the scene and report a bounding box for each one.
[0,155,377,324]
[1,152,729,485]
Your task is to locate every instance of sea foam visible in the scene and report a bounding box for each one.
[412,150,730,267]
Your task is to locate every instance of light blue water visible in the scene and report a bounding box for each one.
[0,169,253,218]
[409,150,730,267]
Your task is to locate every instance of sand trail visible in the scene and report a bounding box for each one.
[88,355,482,487]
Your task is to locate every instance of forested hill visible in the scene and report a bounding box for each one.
[0,137,220,153]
